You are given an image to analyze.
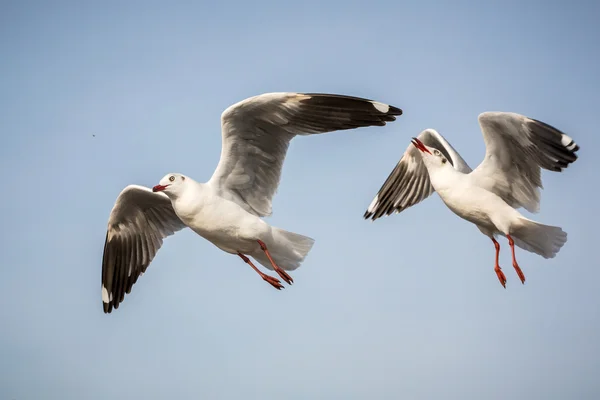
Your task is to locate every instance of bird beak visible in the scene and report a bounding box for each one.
[152,184,169,192]
[411,137,432,154]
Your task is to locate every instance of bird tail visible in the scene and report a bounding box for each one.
[254,228,315,271]
[509,217,567,259]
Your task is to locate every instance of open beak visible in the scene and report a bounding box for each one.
[152,184,169,192]
[411,137,432,154]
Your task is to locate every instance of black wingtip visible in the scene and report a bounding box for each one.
[301,92,403,116]
[368,100,403,117]
[528,117,581,171]
[565,139,580,154]
[363,210,383,221]
[388,104,403,116]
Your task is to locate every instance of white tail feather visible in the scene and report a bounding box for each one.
[509,217,567,259]
[253,228,315,271]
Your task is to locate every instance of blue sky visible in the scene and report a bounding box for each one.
[1,1,599,399]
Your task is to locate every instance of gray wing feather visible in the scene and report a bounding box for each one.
[473,112,579,213]
[101,185,187,314]
[364,129,471,220]
[209,92,403,217]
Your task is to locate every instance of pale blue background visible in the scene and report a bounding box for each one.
[1,1,599,399]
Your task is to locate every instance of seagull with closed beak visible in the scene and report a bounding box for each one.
[364,112,579,287]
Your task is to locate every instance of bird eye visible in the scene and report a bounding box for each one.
[434,149,440,156]
[169,176,175,182]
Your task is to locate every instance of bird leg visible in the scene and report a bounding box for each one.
[492,238,507,288]
[506,235,526,284]
[257,239,294,285]
[237,252,284,290]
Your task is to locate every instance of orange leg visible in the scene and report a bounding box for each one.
[237,252,284,290]
[492,238,507,288]
[257,239,294,285]
[506,235,526,284]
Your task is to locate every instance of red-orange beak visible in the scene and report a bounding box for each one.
[152,184,169,192]
[411,137,431,154]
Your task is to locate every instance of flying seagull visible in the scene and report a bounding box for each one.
[364,112,579,287]
[102,92,402,313]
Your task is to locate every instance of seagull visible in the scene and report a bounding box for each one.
[102,92,402,313]
[364,112,579,287]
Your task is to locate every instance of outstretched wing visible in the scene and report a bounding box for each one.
[208,92,403,217]
[472,112,579,213]
[364,128,471,220]
[101,185,187,313]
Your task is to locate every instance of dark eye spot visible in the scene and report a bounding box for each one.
[442,158,447,164]
[169,176,175,182]
[181,176,185,181]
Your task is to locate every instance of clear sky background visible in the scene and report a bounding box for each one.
[1,1,599,399]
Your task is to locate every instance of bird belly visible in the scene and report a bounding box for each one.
[437,188,497,231]
[178,198,268,255]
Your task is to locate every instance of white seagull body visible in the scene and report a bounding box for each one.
[102,92,402,313]
[365,112,579,286]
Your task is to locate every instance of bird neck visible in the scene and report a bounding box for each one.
[427,165,464,193]
[169,179,204,203]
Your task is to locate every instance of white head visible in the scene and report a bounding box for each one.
[152,173,189,199]
[411,137,453,173]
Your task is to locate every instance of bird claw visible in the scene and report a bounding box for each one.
[495,267,507,288]
[275,268,294,285]
[263,275,284,290]
[513,263,526,284]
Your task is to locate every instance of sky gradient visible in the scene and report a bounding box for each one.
[1,1,599,399]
